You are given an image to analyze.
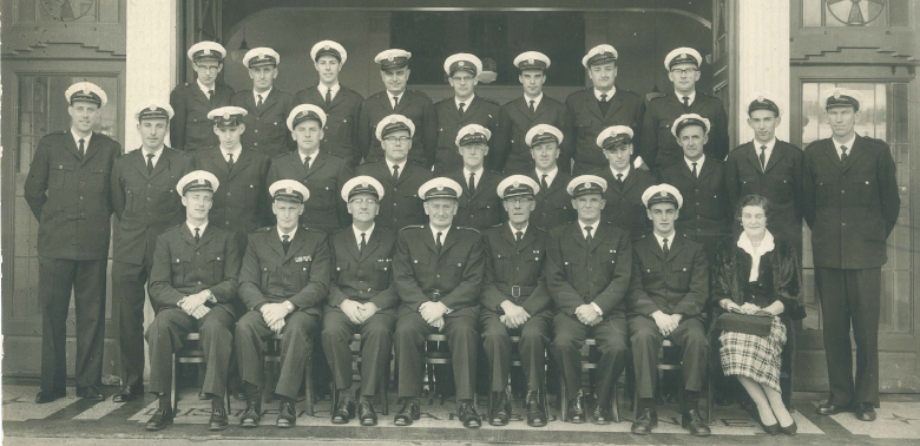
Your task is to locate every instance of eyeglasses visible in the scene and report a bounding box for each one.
[383,136,411,144]
[505,197,535,205]
[670,68,698,76]
[348,198,379,205]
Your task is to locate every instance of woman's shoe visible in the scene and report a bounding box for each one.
[779,420,797,435]
[761,421,781,435]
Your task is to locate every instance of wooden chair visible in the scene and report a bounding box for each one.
[627,339,712,424]
[559,338,621,422]
[263,333,314,416]
[487,335,549,417]
[170,333,231,413]
[330,333,390,415]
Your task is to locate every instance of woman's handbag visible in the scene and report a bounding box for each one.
[716,311,773,337]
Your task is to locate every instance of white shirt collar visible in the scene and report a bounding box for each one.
[578,219,600,239]
[187,220,209,236]
[455,94,475,110]
[509,223,528,238]
[685,155,706,173]
[610,164,630,180]
[141,145,165,166]
[386,158,407,173]
[197,79,215,97]
[737,230,775,282]
[463,166,484,188]
[71,128,92,147]
[353,223,375,247]
[430,225,450,243]
[834,134,857,158]
[387,90,405,103]
[278,225,298,241]
[753,138,776,167]
[594,87,616,102]
[254,87,272,103]
[535,165,558,187]
[299,149,319,167]
[675,90,697,105]
[321,82,340,93]
[524,93,543,109]
[653,230,676,250]
[221,144,242,160]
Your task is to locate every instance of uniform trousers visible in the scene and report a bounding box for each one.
[145,306,235,397]
[816,267,881,407]
[394,307,479,400]
[321,308,396,397]
[112,260,152,389]
[550,312,629,405]
[480,308,552,392]
[628,315,709,400]
[38,257,107,392]
[235,310,321,399]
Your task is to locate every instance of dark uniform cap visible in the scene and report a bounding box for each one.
[455,124,491,147]
[311,40,347,64]
[134,102,175,121]
[582,44,618,68]
[444,53,482,77]
[597,125,634,151]
[567,175,608,198]
[671,113,711,138]
[287,104,327,131]
[187,41,226,62]
[207,106,248,127]
[525,124,564,147]
[641,184,684,209]
[824,89,861,112]
[376,114,416,141]
[341,176,385,202]
[748,96,780,116]
[269,179,310,204]
[243,47,280,68]
[176,170,220,195]
[375,49,412,71]
[513,51,551,71]
[664,47,703,70]
[497,175,540,200]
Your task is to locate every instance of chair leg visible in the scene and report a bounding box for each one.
[611,381,620,423]
[304,351,314,416]
[171,354,178,414]
[707,370,713,425]
[560,378,567,422]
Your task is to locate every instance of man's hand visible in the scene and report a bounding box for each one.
[651,311,678,337]
[269,318,286,335]
[261,303,291,326]
[500,301,530,329]
[575,304,602,326]
[190,305,211,320]
[419,301,449,326]
[431,317,445,330]
[184,291,210,309]
[340,299,363,325]
[356,302,380,324]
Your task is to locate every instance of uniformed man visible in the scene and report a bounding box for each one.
[236,180,331,428]
[805,89,900,422]
[267,104,354,234]
[144,171,241,432]
[433,53,500,175]
[640,47,728,171]
[546,175,632,424]
[322,176,397,427]
[627,184,710,437]
[192,106,271,252]
[110,101,193,403]
[659,114,731,263]
[170,41,235,152]
[565,44,646,175]
[392,178,485,428]
[232,47,296,158]
[480,175,553,427]
[524,124,575,231]
[446,124,505,230]
[357,49,438,167]
[294,40,364,167]
[591,125,658,238]
[493,51,570,174]
[725,96,804,251]
[356,115,433,232]
[24,82,121,404]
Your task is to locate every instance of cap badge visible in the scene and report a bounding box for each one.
[528,58,534,64]
[203,49,211,55]
[148,105,157,111]
[586,182,594,188]
[680,53,689,59]
[388,56,395,62]
[361,182,368,188]
[437,185,445,191]
[757,96,765,102]
[323,45,330,50]
[284,188,293,194]
[83,88,91,94]
[459,61,465,66]
[390,117,398,124]
[223,113,231,120]
[834,91,841,99]
[537,130,544,135]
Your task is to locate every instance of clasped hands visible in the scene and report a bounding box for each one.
[650,310,683,337]
[261,302,294,334]
[419,301,450,329]
[575,304,603,327]
[179,291,212,320]
[340,299,380,325]
[499,300,530,329]
[720,299,781,316]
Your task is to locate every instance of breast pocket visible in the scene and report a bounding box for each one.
[49,163,73,189]
[816,178,834,206]
[208,254,226,283]
[740,175,758,196]
[411,257,430,278]
[642,266,662,288]
[673,264,692,289]
[373,258,393,288]
[268,121,285,141]
[851,175,877,206]
[769,174,794,203]
[171,253,192,283]
[603,246,619,275]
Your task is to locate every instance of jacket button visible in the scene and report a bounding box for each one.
[436,274,441,278]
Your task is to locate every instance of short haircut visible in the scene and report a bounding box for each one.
[735,194,772,223]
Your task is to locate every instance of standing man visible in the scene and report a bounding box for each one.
[565,44,646,175]
[25,82,120,403]
[358,49,438,168]
[480,175,553,427]
[356,115,433,232]
[295,40,364,167]
[447,124,505,230]
[236,180,331,429]
[322,177,397,427]
[392,178,485,429]
[805,89,900,422]
[232,47,296,159]
[725,96,804,251]
[268,104,354,234]
[640,47,728,171]
[546,176,632,424]
[110,101,193,403]
[524,124,575,231]
[170,41,235,152]
[493,51,570,174]
[627,185,710,437]
[433,53,500,175]
[591,126,658,238]
[144,171,241,432]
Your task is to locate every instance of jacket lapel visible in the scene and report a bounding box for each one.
[585,91,605,122]
[587,221,606,252]
[181,224,196,246]
[284,228,306,262]
[192,84,212,107]
[422,225,439,255]
[229,148,252,179]
[697,158,716,182]
[650,235,666,260]
[531,97,548,121]
[393,92,408,113]
[764,143,785,173]
[569,223,587,249]
[149,148,173,180]
[516,97,532,119]
[268,228,285,259]
[258,90,280,117]
[823,142,843,167]
[209,147,231,176]
[360,229,381,262]
[344,228,362,261]
[679,160,697,183]
[743,143,763,172]
[303,152,327,180]
[620,167,640,194]
[440,226,461,255]
[132,149,152,180]
[664,233,684,263]
[605,89,625,119]
[80,133,102,165]
[328,86,348,109]
[197,224,216,250]
[518,226,537,253]
[841,136,868,173]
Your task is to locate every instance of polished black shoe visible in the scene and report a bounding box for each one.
[112,385,144,403]
[566,389,587,423]
[780,420,798,435]
[815,402,853,415]
[525,390,547,427]
[35,389,66,404]
[489,390,511,426]
[358,399,378,426]
[855,403,877,421]
[239,398,262,428]
[276,400,297,428]
[332,397,356,424]
[631,407,658,435]
[145,408,174,431]
[682,409,711,436]
[394,400,420,426]
[459,401,482,428]
[76,386,105,402]
[593,400,612,425]
[209,405,229,431]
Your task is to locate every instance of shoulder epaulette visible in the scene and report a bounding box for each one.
[408,89,430,98]
[534,226,547,232]
[490,223,504,228]
[400,225,425,231]
[252,226,273,233]
[457,226,481,233]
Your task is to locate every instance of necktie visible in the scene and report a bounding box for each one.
[617,173,623,184]
[325,88,332,105]
[78,138,85,158]
[194,227,201,243]
[392,164,400,181]
[515,230,523,246]
[392,96,400,108]
[458,102,465,115]
[600,93,608,103]
[146,153,154,173]
[228,153,235,170]
[468,172,476,195]
[682,96,691,111]
[208,89,215,103]
[840,145,848,162]
[435,231,443,254]
[303,156,312,169]
[585,225,593,244]
[529,100,536,114]
[692,162,698,177]
[282,234,291,254]
[662,237,670,257]
[759,145,767,170]
[541,174,549,190]
[257,94,263,107]
[359,232,366,253]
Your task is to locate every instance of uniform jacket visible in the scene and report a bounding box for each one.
[480,223,552,315]
[545,221,632,316]
[803,135,900,269]
[358,90,438,167]
[169,81,234,152]
[527,169,576,231]
[328,226,399,313]
[294,85,364,167]
[111,147,193,265]
[446,168,505,230]
[640,91,728,170]
[355,160,432,232]
[592,165,657,238]
[238,225,331,316]
[267,151,354,234]
[393,225,485,317]
[565,87,646,174]
[24,131,120,260]
[659,158,731,241]
[148,224,241,316]
[192,147,272,237]
[232,88,296,158]
[432,95,500,175]
[493,95,571,174]
[627,233,709,318]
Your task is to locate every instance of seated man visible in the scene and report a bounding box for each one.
[546,175,632,425]
[480,175,553,427]
[322,176,398,426]
[145,170,241,432]
[627,184,710,437]
[235,180,331,428]
[393,178,485,428]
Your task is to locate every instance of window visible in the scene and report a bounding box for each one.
[17,0,119,24]
[802,0,909,27]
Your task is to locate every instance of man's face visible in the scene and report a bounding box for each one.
[668,62,700,92]
[293,120,323,152]
[503,196,535,226]
[826,106,859,138]
[137,118,168,150]
[194,59,222,86]
[747,109,780,143]
[449,71,477,99]
[182,190,213,221]
[69,102,101,133]
[381,130,411,163]
[647,202,678,236]
[588,62,617,91]
[249,65,277,92]
[314,55,342,85]
[572,194,605,222]
[424,198,457,228]
[531,141,560,170]
[214,124,245,150]
[519,70,546,97]
[677,126,707,161]
[347,193,380,224]
[459,143,488,170]
[604,144,632,171]
[381,68,410,94]
[273,199,304,231]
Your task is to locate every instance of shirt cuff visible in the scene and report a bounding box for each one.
[206,290,216,303]
[591,302,603,315]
